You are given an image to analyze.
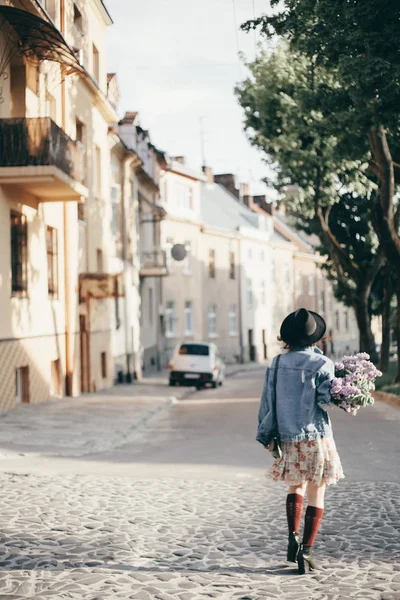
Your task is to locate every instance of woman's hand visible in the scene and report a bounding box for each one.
[264,443,272,450]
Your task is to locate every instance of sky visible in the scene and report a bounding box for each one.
[106,0,272,196]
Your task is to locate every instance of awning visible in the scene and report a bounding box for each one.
[0,6,85,76]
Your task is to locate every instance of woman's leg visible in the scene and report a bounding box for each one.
[286,482,307,535]
[307,483,326,509]
[303,483,326,547]
[297,483,326,573]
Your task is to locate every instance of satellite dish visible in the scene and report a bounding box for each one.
[171,243,187,261]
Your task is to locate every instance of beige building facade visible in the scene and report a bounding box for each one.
[119,112,168,374]
[0,0,133,410]
[160,159,204,361]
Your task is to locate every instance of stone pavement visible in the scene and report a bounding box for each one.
[0,387,176,458]
[0,474,398,599]
[0,369,398,599]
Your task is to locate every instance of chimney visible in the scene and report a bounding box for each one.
[240,183,249,197]
[214,173,239,199]
[278,202,286,215]
[172,156,185,165]
[240,183,253,208]
[253,195,275,215]
[119,111,138,125]
[202,166,214,184]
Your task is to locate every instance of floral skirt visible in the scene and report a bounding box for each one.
[268,437,345,487]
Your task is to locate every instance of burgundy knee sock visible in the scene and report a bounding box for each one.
[286,493,304,535]
[303,506,324,547]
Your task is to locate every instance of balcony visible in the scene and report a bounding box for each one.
[79,273,125,302]
[0,118,88,201]
[139,250,169,277]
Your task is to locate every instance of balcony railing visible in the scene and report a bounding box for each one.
[0,117,86,185]
[139,250,169,277]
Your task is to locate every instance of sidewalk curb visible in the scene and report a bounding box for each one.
[373,390,400,410]
[226,364,266,378]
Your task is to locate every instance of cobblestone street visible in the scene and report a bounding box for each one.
[0,370,398,599]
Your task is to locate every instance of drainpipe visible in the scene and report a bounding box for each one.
[60,0,73,395]
[121,153,133,382]
[237,231,244,364]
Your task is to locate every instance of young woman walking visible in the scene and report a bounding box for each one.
[257,308,344,574]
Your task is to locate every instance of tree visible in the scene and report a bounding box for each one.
[235,44,383,360]
[243,0,400,379]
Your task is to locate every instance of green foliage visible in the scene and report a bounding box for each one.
[236,42,382,315]
[242,0,400,133]
[235,44,372,216]
[288,192,382,310]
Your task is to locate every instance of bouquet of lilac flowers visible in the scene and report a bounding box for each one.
[331,353,382,415]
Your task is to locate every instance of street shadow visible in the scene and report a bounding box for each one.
[0,479,398,575]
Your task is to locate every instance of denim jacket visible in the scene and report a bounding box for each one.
[257,347,335,446]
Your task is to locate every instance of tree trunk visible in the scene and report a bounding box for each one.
[353,294,379,363]
[369,128,400,275]
[395,281,400,384]
[380,264,393,373]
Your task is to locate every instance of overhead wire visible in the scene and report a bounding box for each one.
[252,0,257,58]
[231,0,241,58]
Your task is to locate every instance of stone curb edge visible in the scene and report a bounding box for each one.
[373,390,400,410]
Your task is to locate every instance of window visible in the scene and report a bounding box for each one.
[46,226,58,297]
[177,184,193,210]
[165,301,177,338]
[335,310,340,331]
[228,304,238,336]
[229,251,235,280]
[208,305,217,337]
[183,241,191,275]
[296,271,303,295]
[308,274,315,296]
[260,249,265,262]
[76,119,84,142]
[248,247,253,260]
[148,288,153,326]
[96,249,103,273]
[246,278,253,307]
[101,352,107,379]
[94,145,102,196]
[75,119,86,184]
[345,311,349,332]
[92,43,100,82]
[73,4,83,32]
[209,249,215,278]
[10,211,28,296]
[260,280,266,305]
[184,301,194,336]
[15,366,30,404]
[319,291,325,314]
[179,344,209,356]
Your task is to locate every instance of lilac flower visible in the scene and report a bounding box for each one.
[331,353,381,415]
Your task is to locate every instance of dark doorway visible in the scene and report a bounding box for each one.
[262,329,268,360]
[248,329,256,362]
[80,315,90,393]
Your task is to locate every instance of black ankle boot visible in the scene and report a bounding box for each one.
[297,544,318,574]
[287,532,300,562]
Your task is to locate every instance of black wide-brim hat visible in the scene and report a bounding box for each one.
[280,308,326,347]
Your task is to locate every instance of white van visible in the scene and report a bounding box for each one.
[168,342,225,388]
